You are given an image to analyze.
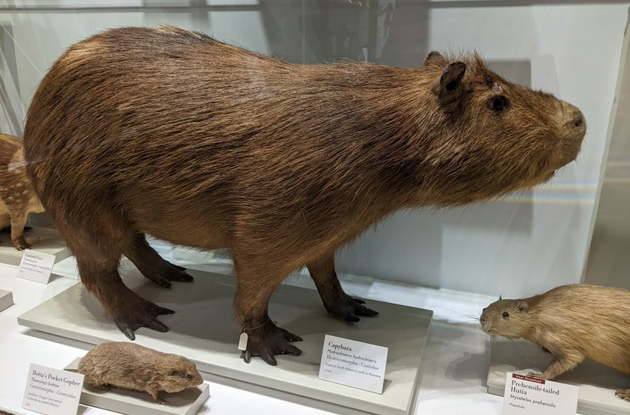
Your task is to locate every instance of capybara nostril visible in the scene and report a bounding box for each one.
[574,116,584,128]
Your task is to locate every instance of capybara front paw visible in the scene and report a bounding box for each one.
[240,322,302,366]
[113,299,174,340]
[326,294,379,322]
[616,389,630,402]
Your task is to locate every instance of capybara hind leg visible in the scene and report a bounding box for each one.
[60,220,174,340]
[615,389,630,402]
[233,263,302,365]
[123,232,192,288]
[76,257,174,340]
[307,254,378,322]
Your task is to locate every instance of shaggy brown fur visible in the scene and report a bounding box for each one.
[78,342,203,404]
[480,284,630,402]
[0,133,44,249]
[24,26,585,365]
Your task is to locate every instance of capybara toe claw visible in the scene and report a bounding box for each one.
[261,354,277,366]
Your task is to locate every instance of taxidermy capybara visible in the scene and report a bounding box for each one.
[23,26,586,365]
[0,133,44,250]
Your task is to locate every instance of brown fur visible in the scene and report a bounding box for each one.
[0,133,44,250]
[481,284,630,401]
[77,342,203,404]
[23,26,585,365]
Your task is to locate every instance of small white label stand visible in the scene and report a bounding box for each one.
[0,288,13,312]
[487,337,630,415]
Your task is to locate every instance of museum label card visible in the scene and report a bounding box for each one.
[16,249,56,284]
[503,373,578,415]
[319,334,388,394]
[22,363,84,415]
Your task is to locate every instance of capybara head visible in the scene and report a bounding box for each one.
[479,298,532,338]
[159,355,203,393]
[407,51,586,205]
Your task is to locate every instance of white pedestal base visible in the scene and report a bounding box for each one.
[64,357,209,415]
[18,268,432,415]
[0,227,71,266]
[487,337,630,415]
[0,288,13,312]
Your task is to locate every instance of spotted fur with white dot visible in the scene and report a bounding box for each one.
[0,134,45,250]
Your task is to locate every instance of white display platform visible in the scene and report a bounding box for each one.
[17,268,432,415]
[0,289,13,312]
[0,227,71,266]
[171,247,217,264]
[488,337,630,415]
[65,357,209,415]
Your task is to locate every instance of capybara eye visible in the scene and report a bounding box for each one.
[502,312,509,319]
[491,96,509,112]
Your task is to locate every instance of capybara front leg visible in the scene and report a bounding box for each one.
[123,233,193,288]
[78,260,174,340]
[527,351,584,380]
[234,273,302,366]
[307,254,378,322]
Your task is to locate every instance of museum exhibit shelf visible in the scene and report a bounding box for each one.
[0,227,71,266]
[0,251,505,415]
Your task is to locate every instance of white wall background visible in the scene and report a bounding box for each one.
[0,0,627,298]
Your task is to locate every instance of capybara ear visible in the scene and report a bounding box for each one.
[517,301,529,312]
[423,51,447,67]
[439,62,466,104]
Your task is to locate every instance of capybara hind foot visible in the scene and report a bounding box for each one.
[616,389,630,402]
[241,322,303,366]
[123,233,193,288]
[325,294,379,322]
[112,293,174,340]
[169,262,187,271]
[146,267,194,289]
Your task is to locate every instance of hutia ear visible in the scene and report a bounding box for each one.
[439,62,466,103]
[517,301,529,312]
[424,51,447,67]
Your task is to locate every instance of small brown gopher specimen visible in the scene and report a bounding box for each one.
[77,342,203,405]
[24,26,586,366]
[0,133,44,250]
[480,284,630,402]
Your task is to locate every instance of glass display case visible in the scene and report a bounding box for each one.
[0,1,628,415]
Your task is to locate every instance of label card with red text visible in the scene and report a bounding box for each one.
[503,372,578,415]
[318,334,388,394]
[22,363,84,415]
